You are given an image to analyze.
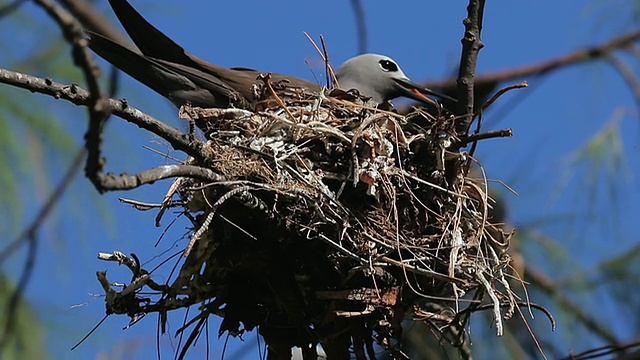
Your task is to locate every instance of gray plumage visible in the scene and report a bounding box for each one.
[89,0,452,109]
[336,54,415,103]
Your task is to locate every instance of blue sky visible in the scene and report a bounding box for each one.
[2,0,639,359]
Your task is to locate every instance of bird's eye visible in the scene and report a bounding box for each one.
[379,59,399,72]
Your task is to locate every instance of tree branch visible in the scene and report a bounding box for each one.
[0,68,209,169]
[97,164,225,191]
[426,30,640,94]
[455,0,485,138]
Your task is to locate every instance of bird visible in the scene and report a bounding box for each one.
[335,53,456,104]
[88,0,453,109]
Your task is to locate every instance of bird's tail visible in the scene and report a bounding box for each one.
[87,31,177,100]
[107,0,194,65]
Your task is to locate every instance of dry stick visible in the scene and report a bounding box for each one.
[466,301,556,331]
[118,198,165,210]
[155,176,185,226]
[476,267,504,336]
[455,0,486,137]
[458,129,512,147]
[304,32,325,61]
[36,0,102,96]
[184,186,256,256]
[260,74,298,122]
[303,32,338,87]
[36,2,112,353]
[379,256,468,286]
[477,81,528,114]
[319,35,337,87]
[319,34,331,88]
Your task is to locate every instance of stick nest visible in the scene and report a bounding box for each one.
[98,87,516,358]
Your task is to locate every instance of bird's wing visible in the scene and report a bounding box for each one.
[151,59,248,107]
[88,32,243,107]
[102,0,319,106]
[107,0,320,95]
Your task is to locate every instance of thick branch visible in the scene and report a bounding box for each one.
[455,0,485,138]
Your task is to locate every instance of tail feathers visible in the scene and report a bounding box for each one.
[88,31,243,108]
[107,0,194,66]
[88,32,186,101]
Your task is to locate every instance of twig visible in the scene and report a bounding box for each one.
[303,32,337,87]
[467,301,556,332]
[97,251,140,275]
[319,35,335,88]
[477,81,528,114]
[118,198,166,210]
[455,128,512,147]
[259,73,298,122]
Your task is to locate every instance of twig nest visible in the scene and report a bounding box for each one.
[101,88,515,358]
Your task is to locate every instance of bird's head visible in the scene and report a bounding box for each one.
[335,53,455,105]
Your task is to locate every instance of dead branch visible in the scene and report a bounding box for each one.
[455,0,485,137]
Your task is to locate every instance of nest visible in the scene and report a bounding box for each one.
[97,85,516,359]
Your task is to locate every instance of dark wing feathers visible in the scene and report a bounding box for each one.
[89,0,319,108]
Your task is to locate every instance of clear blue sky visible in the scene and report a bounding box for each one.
[3,1,639,359]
